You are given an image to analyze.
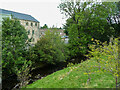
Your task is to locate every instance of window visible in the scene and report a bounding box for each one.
[31,22,33,26]
[26,22,28,26]
[28,30,30,35]
[32,30,34,35]
[35,23,37,26]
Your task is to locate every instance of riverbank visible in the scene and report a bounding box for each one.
[25,57,116,88]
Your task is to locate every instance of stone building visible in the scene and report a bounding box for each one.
[0,9,40,44]
[39,29,68,43]
[39,29,66,38]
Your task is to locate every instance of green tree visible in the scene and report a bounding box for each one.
[63,18,74,35]
[117,1,120,12]
[58,1,116,59]
[41,24,48,29]
[29,30,69,68]
[2,18,29,79]
[107,2,120,38]
[87,37,120,88]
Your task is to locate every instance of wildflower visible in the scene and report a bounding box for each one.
[91,38,94,41]
[84,73,88,75]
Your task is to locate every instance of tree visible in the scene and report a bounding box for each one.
[2,18,32,88]
[2,18,29,79]
[63,17,74,35]
[117,1,120,12]
[107,1,120,38]
[58,1,116,59]
[87,37,120,88]
[41,24,48,29]
[29,30,69,68]
[59,27,62,29]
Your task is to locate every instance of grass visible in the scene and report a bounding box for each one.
[25,57,115,88]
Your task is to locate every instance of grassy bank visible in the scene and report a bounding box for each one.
[25,57,115,88]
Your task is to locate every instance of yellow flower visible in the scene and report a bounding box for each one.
[91,38,94,41]
[84,73,88,75]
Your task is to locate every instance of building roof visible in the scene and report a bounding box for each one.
[0,8,39,22]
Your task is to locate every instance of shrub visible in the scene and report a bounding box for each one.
[2,18,32,89]
[68,24,90,59]
[86,37,119,88]
[29,30,69,67]
[2,18,28,78]
[14,60,32,88]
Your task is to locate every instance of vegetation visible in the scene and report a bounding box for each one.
[2,0,120,89]
[41,24,48,29]
[87,37,119,88]
[28,30,69,68]
[25,37,119,88]
[58,1,117,59]
[107,2,120,38]
[0,26,1,84]
[26,62,115,88]
[2,18,27,76]
[2,18,31,88]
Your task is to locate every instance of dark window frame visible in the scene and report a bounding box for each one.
[32,30,34,35]
[31,22,33,26]
[26,22,28,26]
[35,23,37,26]
[28,30,30,35]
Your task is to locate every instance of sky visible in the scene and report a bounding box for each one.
[0,0,67,28]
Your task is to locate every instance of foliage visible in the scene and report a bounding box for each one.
[25,37,119,88]
[2,18,29,77]
[58,1,117,59]
[2,17,32,89]
[63,29,68,35]
[68,24,90,58]
[63,18,74,35]
[88,37,119,73]
[29,30,69,67]
[0,29,1,81]
[41,24,48,29]
[117,1,120,12]
[25,58,115,88]
[67,62,74,67]
[14,60,32,88]
[107,2,120,38]
[86,37,119,88]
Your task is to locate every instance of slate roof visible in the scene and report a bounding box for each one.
[0,9,39,22]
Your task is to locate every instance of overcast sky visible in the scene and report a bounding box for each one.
[0,0,67,28]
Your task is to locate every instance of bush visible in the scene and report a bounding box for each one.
[86,37,120,87]
[2,18,29,78]
[29,30,69,67]
[88,37,119,72]
[14,60,32,88]
[68,24,90,59]
[2,18,32,88]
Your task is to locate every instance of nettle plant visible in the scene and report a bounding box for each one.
[86,37,119,88]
